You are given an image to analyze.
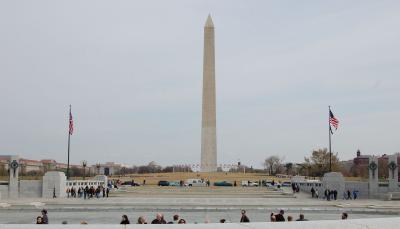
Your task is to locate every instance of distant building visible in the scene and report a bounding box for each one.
[1,155,129,177]
[41,159,57,172]
[351,150,400,179]
[56,162,69,170]
[20,159,43,173]
[0,155,12,175]
[93,162,123,176]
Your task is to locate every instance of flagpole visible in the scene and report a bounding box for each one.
[328,106,332,172]
[67,105,71,180]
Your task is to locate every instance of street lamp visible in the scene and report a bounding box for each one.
[81,160,87,180]
[96,163,101,175]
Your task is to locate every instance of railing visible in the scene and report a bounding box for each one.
[66,180,105,188]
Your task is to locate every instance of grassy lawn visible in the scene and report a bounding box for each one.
[108,172,289,185]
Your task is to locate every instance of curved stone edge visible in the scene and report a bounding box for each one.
[1,217,400,228]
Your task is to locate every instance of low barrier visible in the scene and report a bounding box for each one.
[1,217,399,229]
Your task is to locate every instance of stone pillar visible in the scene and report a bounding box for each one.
[368,156,379,197]
[8,156,20,199]
[42,171,67,198]
[201,14,217,172]
[322,172,345,197]
[388,154,399,192]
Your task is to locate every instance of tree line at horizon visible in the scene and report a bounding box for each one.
[0,148,388,179]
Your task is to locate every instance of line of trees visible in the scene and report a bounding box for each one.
[2,148,344,178]
[264,148,341,177]
[114,162,193,175]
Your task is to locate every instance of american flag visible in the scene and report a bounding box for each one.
[69,109,74,135]
[329,110,339,131]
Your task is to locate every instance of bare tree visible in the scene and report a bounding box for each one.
[264,155,284,175]
[284,162,293,175]
[303,148,339,177]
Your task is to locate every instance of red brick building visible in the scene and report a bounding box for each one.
[352,150,400,180]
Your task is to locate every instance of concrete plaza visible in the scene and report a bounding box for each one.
[0,187,399,224]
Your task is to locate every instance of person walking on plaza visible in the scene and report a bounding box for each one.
[240,210,250,223]
[120,215,130,224]
[70,187,75,198]
[353,190,358,199]
[90,186,94,198]
[342,212,348,220]
[347,190,352,200]
[95,186,100,198]
[311,187,315,198]
[84,186,88,199]
[106,187,110,197]
[333,190,338,200]
[326,189,331,201]
[102,186,106,197]
[41,209,48,224]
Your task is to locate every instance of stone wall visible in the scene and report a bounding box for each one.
[42,171,67,198]
[19,180,42,198]
[0,217,399,229]
[1,172,109,199]
[0,185,8,199]
[378,186,389,194]
[292,176,370,199]
[344,181,368,199]
[322,172,345,196]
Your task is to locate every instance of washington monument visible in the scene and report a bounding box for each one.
[201,15,217,172]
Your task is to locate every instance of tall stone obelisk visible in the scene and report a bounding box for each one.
[201,15,217,172]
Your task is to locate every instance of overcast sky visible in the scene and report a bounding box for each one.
[0,1,399,168]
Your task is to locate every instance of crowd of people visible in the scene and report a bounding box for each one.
[34,209,350,224]
[66,185,110,199]
[309,187,359,200]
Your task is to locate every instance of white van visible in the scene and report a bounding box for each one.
[241,180,259,187]
[185,179,206,187]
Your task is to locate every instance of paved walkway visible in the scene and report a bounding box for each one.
[1,187,400,213]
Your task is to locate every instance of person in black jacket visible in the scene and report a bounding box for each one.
[120,215,130,224]
[41,209,48,224]
[151,213,167,224]
[275,210,285,222]
[240,210,250,223]
[296,214,308,221]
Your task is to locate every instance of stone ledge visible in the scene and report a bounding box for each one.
[1,217,400,228]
